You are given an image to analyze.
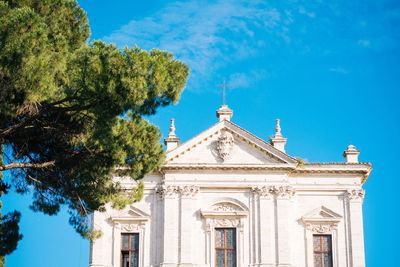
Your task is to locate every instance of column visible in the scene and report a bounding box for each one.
[179,186,199,267]
[275,186,295,267]
[157,185,180,267]
[346,189,366,267]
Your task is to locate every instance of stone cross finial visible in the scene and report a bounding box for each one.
[216,78,232,106]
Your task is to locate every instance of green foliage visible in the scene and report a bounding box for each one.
[295,157,305,169]
[0,0,189,255]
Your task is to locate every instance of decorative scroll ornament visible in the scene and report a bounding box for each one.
[121,224,139,232]
[252,185,295,199]
[212,218,241,227]
[274,185,295,199]
[306,223,338,233]
[212,202,242,212]
[178,185,200,198]
[346,189,365,201]
[216,131,234,161]
[155,185,179,199]
[251,186,275,198]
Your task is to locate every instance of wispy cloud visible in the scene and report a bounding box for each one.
[298,5,315,18]
[358,39,371,47]
[103,0,294,91]
[229,69,270,89]
[329,67,349,74]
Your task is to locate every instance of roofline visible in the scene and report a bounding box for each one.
[165,119,298,164]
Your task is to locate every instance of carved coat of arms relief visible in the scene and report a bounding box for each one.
[216,130,234,161]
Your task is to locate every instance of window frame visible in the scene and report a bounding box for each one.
[301,206,341,267]
[111,220,148,267]
[312,234,333,267]
[121,233,139,267]
[215,228,237,267]
[201,200,248,267]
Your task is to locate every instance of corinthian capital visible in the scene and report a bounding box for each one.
[155,185,179,199]
[346,189,365,201]
[274,185,295,199]
[251,186,274,198]
[178,185,200,198]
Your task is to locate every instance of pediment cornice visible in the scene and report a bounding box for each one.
[165,120,298,166]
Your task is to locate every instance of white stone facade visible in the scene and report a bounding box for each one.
[90,106,371,267]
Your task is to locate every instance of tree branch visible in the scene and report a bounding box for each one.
[0,161,55,171]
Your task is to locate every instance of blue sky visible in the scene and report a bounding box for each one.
[4,0,400,266]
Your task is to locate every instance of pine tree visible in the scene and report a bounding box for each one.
[0,0,189,260]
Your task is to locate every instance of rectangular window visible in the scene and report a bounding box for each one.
[121,233,139,267]
[215,228,236,267]
[313,235,332,267]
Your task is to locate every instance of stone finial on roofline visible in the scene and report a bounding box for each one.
[270,119,287,153]
[216,105,233,122]
[164,119,180,152]
[343,144,360,163]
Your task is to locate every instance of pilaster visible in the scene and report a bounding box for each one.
[275,186,295,267]
[156,185,180,267]
[178,186,199,267]
[252,186,275,267]
[346,189,366,267]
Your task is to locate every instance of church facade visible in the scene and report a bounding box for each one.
[89,105,372,267]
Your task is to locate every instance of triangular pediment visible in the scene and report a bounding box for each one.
[111,206,150,222]
[165,120,297,167]
[302,206,342,223]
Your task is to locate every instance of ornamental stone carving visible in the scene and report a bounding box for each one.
[251,186,274,198]
[274,185,295,199]
[216,131,234,161]
[346,189,365,201]
[251,185,295,199]
[306,223,338,233]
[155,185,179,199]
[212,202,242,212]
[156,185,200,198]
[178,185,200,198]
[121,224,139,232]
[212,218,241,227]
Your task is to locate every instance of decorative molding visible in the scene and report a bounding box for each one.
[110,207,148,267]
[156,185,199,198]
[274,185,295,199]
[201,199,249,218]
[252,185,295,199]
[121,223,138,232]
[216,130,234,161]
[211,218,242,228]
[301,206,342,225]
[302,206,342,267]
[201,202,247,267]
[251,186,274,198]
[346,189,365,201]
[302,206,342,233]
[212,202,242,212]
[165,120,298,165]
[178,185,200,198]
[155,185,180,199]
[305,223,339,233]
